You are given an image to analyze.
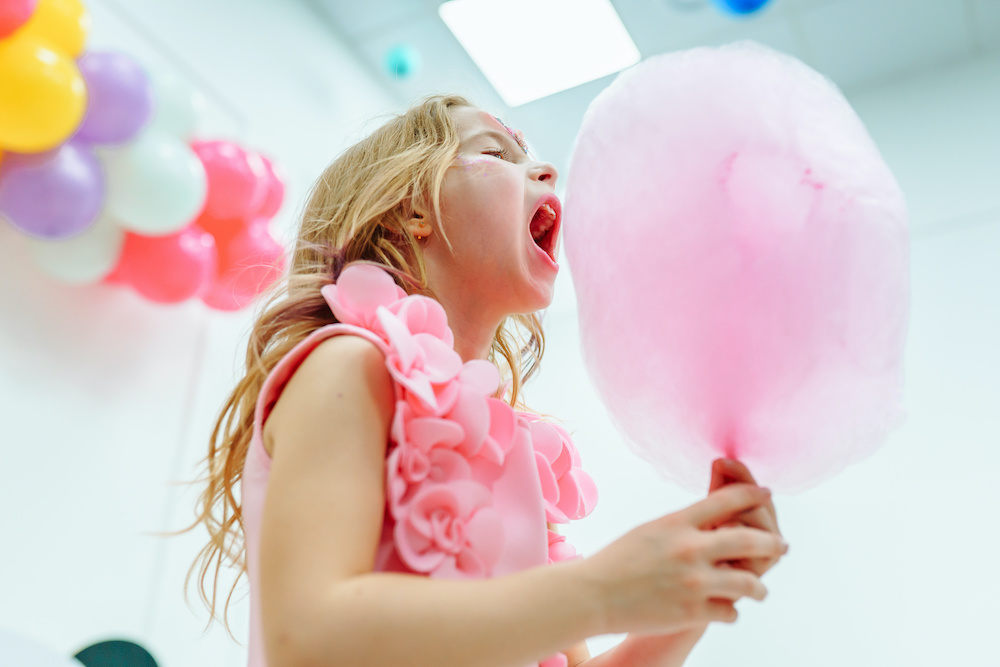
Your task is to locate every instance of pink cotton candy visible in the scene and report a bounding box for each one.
[563,42,910,493]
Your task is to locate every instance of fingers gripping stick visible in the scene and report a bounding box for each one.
[683,483,774,529]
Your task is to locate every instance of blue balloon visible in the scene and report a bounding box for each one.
[711,0,771,15]
[383,44,422,80]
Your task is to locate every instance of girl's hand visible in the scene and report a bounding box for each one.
[708,458,784,578]
[579,483,788,636]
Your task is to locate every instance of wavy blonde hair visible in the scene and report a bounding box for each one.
[184,94,551,635]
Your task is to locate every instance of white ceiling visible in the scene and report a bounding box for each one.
[303,0,1000,176]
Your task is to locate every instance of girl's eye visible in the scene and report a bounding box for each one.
[484,147,511,161]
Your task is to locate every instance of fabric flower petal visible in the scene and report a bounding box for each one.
[414,332,464,384]
[529,420,564,465]
[459,359,502,396]
[547,530,579,564]
[572,468,599,518]
[320,263,406,327]
[540,653,569,667]
[392,296,455,348]
[446,386,490,458]
[407,416,465,451]
[535,451,561,510]
[428,448,473,484]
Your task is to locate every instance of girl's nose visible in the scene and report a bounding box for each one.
[531,160,559,185]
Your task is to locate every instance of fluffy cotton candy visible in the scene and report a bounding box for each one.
[563,41,910,493]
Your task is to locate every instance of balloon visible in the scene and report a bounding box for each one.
[564,42,909,492]
[100,130,207,235]
[255,154,285,218]
[16,0,90,57]
[27,209,124,283]
[201,221,285,311]
[75,51,153,145]
[384,43,422,80]
[711,0,772,15]
[0,0,38,39]
[146,69,205,139]
[114,226,217,303]
[0,141,104,239]
[0,32,87,152]
[191,140,268,220]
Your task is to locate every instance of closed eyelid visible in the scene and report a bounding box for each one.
[465,130,525,155]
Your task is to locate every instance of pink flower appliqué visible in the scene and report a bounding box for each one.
[387,400,472,516]
[547,529,580,564]
[395,480,505,578]
[377,305,464,414]
[526,419,599,524]
[320,263,407,334]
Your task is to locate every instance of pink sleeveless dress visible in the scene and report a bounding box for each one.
[240,263,598,667]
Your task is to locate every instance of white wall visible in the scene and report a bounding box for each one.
[1,5,997,667]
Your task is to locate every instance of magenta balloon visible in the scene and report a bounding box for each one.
[0,142,105,239]
[563,42,910,492]
[201,223,285,311]
[255,155,285,219]
[191,140,268,220]
[0,0,37,38]
[75,52,153,145]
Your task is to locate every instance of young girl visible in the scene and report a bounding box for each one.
[188,94,787,667]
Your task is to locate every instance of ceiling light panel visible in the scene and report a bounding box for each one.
[439,0,641,106]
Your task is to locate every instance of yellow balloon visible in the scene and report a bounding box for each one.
[0,33,87,152]
[17,0,91,58]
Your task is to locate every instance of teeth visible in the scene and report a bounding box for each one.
[531,203,556,240]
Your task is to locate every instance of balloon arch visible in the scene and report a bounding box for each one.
[0,0,286,310]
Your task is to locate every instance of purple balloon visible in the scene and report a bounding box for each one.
[75,52,153,145]
[0,142,106,240]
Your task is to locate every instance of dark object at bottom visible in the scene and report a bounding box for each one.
[75,640,158,667]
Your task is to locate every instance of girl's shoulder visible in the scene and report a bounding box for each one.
[263,332,395,459]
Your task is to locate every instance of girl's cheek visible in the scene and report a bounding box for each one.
[455,155,503,176]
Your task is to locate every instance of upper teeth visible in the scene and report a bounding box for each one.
[531,203,556,240]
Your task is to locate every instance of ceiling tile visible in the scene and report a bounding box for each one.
[970,0,1000,52]
[355,13,509,112]
[312,0,429,38]
[612,0,788,55]
[798,0,976,91]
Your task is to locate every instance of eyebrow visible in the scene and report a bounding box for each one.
[463,130,529,154]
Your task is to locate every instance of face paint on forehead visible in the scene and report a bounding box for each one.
[491,115,530,155]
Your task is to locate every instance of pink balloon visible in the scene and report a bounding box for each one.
[563,42,910,493]
[115,227,217,303]
[201,222,285,311]
[255,154,285,219]
[191,140,268,220]
[0,0,37,38]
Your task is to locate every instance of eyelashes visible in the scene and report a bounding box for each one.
[484,147,512,161]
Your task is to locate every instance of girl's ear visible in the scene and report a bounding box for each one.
[406,208,431,239]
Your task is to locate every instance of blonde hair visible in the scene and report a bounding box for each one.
[185,94,549,634]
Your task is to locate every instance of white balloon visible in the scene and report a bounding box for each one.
[100,130,207,236]
[0,629,82,667]
[146,69,206,139]
[27,210,125,284]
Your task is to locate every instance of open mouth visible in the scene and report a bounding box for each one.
[529,200,559,261]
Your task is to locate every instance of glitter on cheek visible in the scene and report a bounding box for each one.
[454,155,502,178]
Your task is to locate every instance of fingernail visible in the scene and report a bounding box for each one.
[760,486,772,496]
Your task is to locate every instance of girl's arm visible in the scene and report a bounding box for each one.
[548,521,592,666]
[261,334,783,667]
[260,335,604,667]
